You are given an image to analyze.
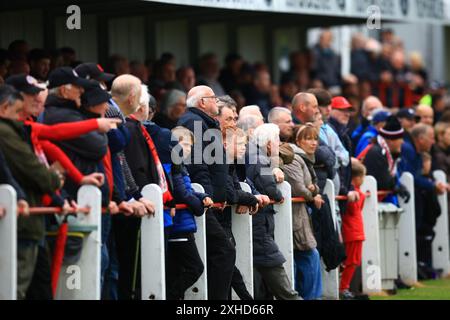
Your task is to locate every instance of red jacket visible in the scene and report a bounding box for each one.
[342,186,366,242]
[25,118,99,184]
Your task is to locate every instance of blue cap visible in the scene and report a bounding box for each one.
[371,110,391,123]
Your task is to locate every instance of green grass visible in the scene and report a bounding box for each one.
[371,278,450,300]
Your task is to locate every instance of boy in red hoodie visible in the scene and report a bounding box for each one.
[340,158,366,300]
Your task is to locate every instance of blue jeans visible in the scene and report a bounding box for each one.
[294,248,322,300]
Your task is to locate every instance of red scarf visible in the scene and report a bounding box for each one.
[128,115,173,204]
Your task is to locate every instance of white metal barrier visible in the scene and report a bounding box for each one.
[432,170,450,277]
[185,183,208,300]
[0,185,17,300]
[141,184,166,300]
[2,169,450,300]
[361,176,383,294]
[321,179,339,300]
[231,182,254,300]
[54,185,102,300]
[398,172,418,285]
[273,181,295,290]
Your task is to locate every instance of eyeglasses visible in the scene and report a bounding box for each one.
[201,96,220,103]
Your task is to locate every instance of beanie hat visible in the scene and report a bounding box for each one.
[380,115,404,140]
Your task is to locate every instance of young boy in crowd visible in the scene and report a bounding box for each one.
[166,126,213,300]
[222,126,264,299]
[339,158,366,300]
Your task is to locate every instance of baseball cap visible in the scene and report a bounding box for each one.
[396,108,416,120]
[371,110,391,123]
[331,96,353,110]
[75,63,115,82]
[5,74,44,94]
[81,80,112,108]
[47,67,91,89]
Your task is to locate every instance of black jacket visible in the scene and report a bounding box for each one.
[43,95,109,202]
[123,117,160,190]
[218,164,259,230]
[177,107,228,202]
[0,147,26,200]
[363,143,397,191]
[246,142,285,268]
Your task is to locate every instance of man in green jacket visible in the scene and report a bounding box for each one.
[0,84,63,299]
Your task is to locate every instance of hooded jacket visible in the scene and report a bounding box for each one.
[283,144,318,251]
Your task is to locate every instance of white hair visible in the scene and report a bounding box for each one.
[267,107,291,123]
[48,84,72,96]
[252,123,280,147]
[139,84,149,107]
[186,93,202,109]
[237,115,259,132]
[239,105,261,117]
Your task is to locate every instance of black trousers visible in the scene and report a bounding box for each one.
[26,242,53,300]
[205,209,236,300]
[219,218,253,300]
[112,215,141,300]
[166,232,204,300]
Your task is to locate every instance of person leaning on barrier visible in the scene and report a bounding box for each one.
[283,123,323,300]
[363,116,410,205]
[166,126,212,300]
[0,85,63,300]
[246,123,301,300]
[177,85,236,300]
[222,126,268,300]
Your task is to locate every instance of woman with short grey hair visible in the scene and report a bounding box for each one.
[152,89,186,129]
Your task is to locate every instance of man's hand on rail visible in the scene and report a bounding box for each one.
[235,205,249,214]
[80,172,105,187]
[202,197,213,208]
[272,168,284,184]
[118,201,134,216]
[130,201,147,218]
[255,194,270,208]
[394,184,410,203]
[313,194,324,209]
[17,200,29,217]
[436,182,447,195]
[139,198,156,217]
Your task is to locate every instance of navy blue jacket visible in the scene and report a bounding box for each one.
[246,142,285,268]
[398,140,434,191]
[170,164,208,234]
[177,108,228,202]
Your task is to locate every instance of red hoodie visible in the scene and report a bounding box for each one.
[342,186,366,243]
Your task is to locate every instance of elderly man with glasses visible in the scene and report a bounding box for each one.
[178,85,236,300]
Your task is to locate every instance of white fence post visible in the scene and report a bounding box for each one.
[141,184,165,300]
[321,179,339,300]
[0,185,17,300]
[273,181,295,290]
[185,183,207,300]
[360,176,382,294]
[231,182,254,300]
[398,172,418,285]
[55,185,102,300]
[432,170,450,277]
